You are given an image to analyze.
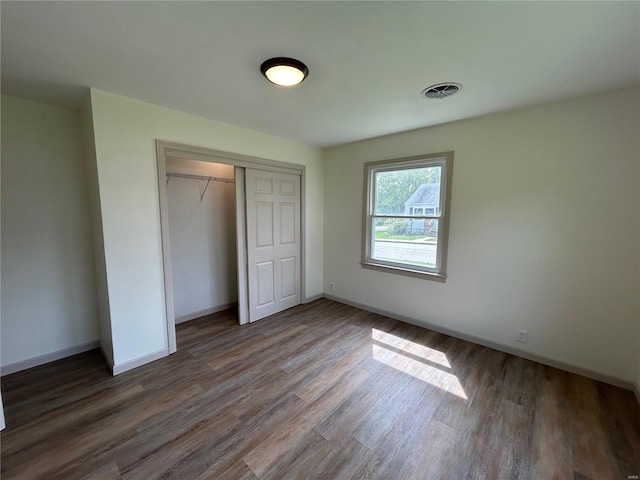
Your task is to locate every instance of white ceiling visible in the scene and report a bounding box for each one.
[2,1,639,147]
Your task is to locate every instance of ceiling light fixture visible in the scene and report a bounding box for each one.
[260,57,309,87]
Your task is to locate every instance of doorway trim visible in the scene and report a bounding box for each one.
[155,140,306,354]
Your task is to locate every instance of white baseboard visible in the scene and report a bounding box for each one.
[304,294,324,303]
[1,341,100,377]
[323,294,636,392]
[175,302,237,324]
[112,347,169,376]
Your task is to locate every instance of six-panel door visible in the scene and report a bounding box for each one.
[245,169,301,322]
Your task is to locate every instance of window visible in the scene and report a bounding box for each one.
[362,152,453,281]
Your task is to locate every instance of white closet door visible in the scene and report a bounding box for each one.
[235,167,248,325]
[245,169,301,322]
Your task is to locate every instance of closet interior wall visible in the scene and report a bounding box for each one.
[165,157,237,323]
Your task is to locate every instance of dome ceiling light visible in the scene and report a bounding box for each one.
[260,57,309,87]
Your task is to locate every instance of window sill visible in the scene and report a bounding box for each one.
[361,261,447,282]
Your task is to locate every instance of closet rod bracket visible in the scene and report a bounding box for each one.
[200,177,211,203]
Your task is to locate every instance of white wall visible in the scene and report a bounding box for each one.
[1,117,4,428]
[637,329,640,398]
[0,392,4,430]
[89,89,324,370]
[166,159,237,321]
[324,86,640,385]
[81,95,114,366]
[1,95,99,367]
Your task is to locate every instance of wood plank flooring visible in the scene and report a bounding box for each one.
[1,298,639,479]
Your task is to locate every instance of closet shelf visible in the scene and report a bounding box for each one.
[166,172,234,203]
[165,172,234,183]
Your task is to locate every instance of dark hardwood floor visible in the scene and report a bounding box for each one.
[1,299,639,479]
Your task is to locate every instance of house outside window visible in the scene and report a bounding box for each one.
[362,152,453,281]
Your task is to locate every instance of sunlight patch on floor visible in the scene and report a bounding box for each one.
[372,328,451,367]
[371,330,467,399]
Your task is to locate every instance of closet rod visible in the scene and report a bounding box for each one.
[166,172,234,203]
[165,172,235,184]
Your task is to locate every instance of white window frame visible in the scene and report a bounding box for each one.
[362,152,453,282]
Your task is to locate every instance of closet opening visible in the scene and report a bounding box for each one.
[165,157,239,326]
[156,140,307,355]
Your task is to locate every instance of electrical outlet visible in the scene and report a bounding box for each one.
[517,329,528,343]
[330,282,336,292]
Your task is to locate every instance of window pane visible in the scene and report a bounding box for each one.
[373,218,439,269]
[374,166,441,216]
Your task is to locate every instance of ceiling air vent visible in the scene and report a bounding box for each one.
[421,82,462,99]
